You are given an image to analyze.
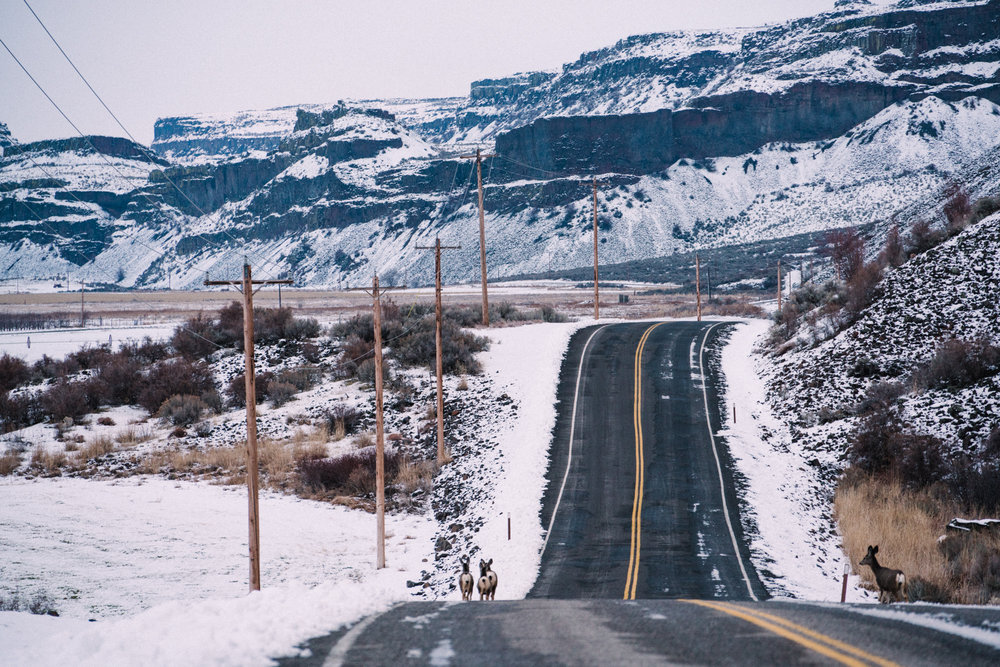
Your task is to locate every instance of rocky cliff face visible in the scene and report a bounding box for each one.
[496,0,1000,174]
[3,0,1000,289]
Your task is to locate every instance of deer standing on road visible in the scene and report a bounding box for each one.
[860,545,909,603]
[477,558,497,600]
[458,555,474,601]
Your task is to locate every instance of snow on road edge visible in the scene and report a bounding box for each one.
[717,318,864,601]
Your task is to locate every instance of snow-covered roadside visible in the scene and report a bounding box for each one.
[0,477,436,666]
[459,319,594,599]
[0,318,594,665]
[717,318,866,601]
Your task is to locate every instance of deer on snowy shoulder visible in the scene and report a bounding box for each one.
[860,545,909,603]
[458,555,474,601]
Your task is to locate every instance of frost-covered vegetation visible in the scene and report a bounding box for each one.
[761,185,1000,604]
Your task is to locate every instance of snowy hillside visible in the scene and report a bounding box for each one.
[766,209,1000,460]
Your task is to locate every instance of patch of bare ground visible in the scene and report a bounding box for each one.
[836,478,1000,604]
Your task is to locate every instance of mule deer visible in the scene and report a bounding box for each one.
[860,545,909,603]
[458,555,474,601]
[477,558,497,600]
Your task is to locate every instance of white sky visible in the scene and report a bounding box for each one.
[1,0,896,146]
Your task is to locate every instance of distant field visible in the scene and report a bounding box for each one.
[0,281,762,327]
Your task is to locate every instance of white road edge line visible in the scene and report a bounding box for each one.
[323,605,397,667]
[699,322,759,602]
[541,324,608,557]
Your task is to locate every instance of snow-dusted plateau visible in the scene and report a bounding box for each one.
[3,0,1000,664]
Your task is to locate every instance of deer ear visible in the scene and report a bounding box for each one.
[873,545,879,554]
[488,558,493,566]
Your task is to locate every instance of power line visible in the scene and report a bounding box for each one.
[15,4,287,278]
[0,29,285,281]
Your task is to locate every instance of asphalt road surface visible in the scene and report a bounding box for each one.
[280,321,1000,665]
[530,321,765,600]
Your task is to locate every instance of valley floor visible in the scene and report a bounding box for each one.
[0,315,858,665]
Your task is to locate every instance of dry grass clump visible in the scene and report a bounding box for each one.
[79,435,116,460]
[395,458,435,496]
[137,429,329,490]
[0,451,22,475]
[115,425,153,446]
[836,477,1000,603]
[30,448,67,474]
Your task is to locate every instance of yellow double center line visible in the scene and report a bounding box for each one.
[683,600,900,666]
[624,322,664,600]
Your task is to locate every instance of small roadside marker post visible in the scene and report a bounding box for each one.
[841,562,850,603]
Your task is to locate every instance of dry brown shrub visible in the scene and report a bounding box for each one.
[0,452,22,475]
[355,431,375,449]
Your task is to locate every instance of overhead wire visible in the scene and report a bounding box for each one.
[1,20,285,281]
[15,3,288,278]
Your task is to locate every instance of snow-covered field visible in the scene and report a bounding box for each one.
[0,315,859,665]
[0,324,177,363]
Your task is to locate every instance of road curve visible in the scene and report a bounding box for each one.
[530,320,766,600]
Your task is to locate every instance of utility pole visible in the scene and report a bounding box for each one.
[348,276,404,568]
[205,264,292,591]
[372,274,387,569]
[80,279,85,327]
[416,238,461,466]
[777,260,783,311]
[460,147,497,326]
[695,254,702,321]
[592,178,602,320]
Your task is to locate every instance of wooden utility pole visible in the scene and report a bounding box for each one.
[460,148,496,326]
[372,274,387,569]
[416,238,461,466]
[777,260,783,311]
[347,276,404,568]
[205,264,292,592]
[695,254,702,321]
[592,178,601,320]
[80,279,85,327]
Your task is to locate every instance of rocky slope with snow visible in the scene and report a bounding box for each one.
[763,205,1000,481]
[1,0,999,289]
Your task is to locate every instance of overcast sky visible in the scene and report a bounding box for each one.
[1,0,896,145]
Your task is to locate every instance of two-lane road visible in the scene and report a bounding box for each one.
[280,321,1000,665]
[530,321,765,600]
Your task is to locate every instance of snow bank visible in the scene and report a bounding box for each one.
[717,318,865,601]
[468,319,594,599]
